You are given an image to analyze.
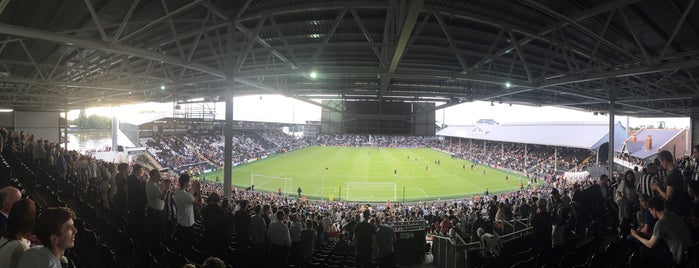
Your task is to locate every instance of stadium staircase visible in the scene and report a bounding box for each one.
[197,152,216,166]
[144,151,163,170]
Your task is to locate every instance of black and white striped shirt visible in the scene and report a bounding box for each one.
[637,172,657,197]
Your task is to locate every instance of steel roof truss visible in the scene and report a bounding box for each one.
[350,8,386,69]
[658,0,695,60]
[309,9,348,67]
[83,0,108,41]
[434,12,467,73]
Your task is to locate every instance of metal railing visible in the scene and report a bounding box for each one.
[431,225,533,268]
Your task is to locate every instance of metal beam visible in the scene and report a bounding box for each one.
[309,9,347,66]
[0,23,225,78]
[507,29,533,83]
[204,2,299,70]
[0,77,133,90]
[618,7,651,63]
[83,0,108,41]
[0,0,11,15]
[658,0,695,60]
[388,0,424,73]
[434,12,467,72]
[466,0,643,72]
[518,0,641,63]
[350,9,386,69]
[113,0,140,41]
[114,0,207,45]
[541,57,699,88]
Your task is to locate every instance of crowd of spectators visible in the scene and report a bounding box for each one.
[1,126,697,268]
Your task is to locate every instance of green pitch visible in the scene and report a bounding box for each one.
[204,146,526,202]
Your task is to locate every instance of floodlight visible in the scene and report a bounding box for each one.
[310,71,318,79]
[505,82,512,88]
[160,85,166,90]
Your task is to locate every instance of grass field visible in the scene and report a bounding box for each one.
[204,146,526,202]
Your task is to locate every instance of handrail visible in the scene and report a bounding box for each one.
[430,226,533,268]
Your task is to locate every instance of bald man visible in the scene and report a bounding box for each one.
[0,186,21,231]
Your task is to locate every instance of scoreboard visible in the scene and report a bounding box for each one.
[320,100,435,135]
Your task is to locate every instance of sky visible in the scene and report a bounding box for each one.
[68,94,690,129]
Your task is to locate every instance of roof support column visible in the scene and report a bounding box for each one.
[63,107,68,151]
[223,94,233,199]
[608,94,616,179]
[112,112,118,152]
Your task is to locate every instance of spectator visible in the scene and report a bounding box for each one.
[249,204,267,266]
[531,199,552,262]
[638,163,658,198]
[628,193,656,248]
[145,169,169,248]
[267,210,291,268]
[127,164,147,236]
[233,200,251,250]
[112,163,129,225]
[16,207,77,268]
[0,199,36,268]
[477,227,503,257]
[615,190,631,237]
[288,213,302,264]
[299,219,316,265]
[0,187,21,233]
[334,232,351,256]
[173,173,201,248]
[375,217,397,268]
[631,196,692,267]
[201,192,225,256]
[201,257,225,268]
[353,210,375,268]
[652,150,689,216]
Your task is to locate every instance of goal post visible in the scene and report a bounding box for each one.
[250,173,293,193]
[346,182,397,202]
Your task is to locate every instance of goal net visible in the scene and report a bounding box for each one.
[250,174,293,194]
[346,182,396,202]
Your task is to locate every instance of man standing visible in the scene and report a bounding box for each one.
[126,164,147,235]
[173,173,201,248]
[267,210,291,268]
[112,163,129,225]
[145,169,170,248]
[249,204,267,266]
[17,207,77,268]
[233,200,251,250]
[0,186,21,232]
[374,217,396,268]
[631,197,692,266]
[652,150,689,215]
[353,210,376,268]
[201,192,225,256]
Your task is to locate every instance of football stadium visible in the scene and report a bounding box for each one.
[0,1,697,268]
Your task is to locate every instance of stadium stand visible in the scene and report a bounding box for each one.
[0,127,697,268]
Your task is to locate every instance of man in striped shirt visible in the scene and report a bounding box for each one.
[638,163,658,198]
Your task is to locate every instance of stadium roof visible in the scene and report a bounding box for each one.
[621,128,685,159]
[437,121,627,149]
[0,0,696,118]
